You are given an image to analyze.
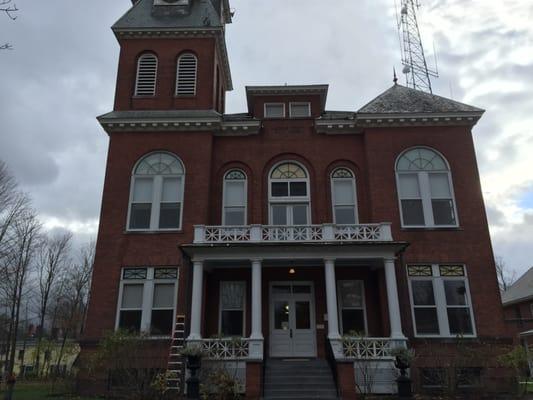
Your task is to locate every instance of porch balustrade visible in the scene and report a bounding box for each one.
[341,337,400,360]
[194,223,393,244]
[200,338,250,360]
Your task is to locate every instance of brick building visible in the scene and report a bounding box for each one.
[81,0,512,398]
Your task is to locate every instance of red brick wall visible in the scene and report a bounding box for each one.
[503,300,533,339]
[85,121,509,342]
[337,362,358,399]
[114,37,225,111]
[364,126,508,339]
[245,362,262,400]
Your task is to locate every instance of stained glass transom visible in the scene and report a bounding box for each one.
[439,265,465,277]
[123,268,148,280]
[271,163,307,179]
[332,168,354,179]
[135,153,184,175]
[225,170,246,180]
[407,265,433,277]
[154,268,178,279]
[397,148,448,172]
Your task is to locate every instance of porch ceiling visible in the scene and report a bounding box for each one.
[180,241,409,264]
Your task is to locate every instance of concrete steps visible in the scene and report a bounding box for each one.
[263,359,338,400]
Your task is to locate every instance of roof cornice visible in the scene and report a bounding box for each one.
[97,112,260,136]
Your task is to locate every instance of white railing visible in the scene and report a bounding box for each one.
[194,223,393,244]
[341,337,400,360]
[201,338,250,360]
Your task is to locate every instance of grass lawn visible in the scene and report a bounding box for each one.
[0,382,100,400]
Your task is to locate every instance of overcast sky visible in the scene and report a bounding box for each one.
[0,0,532,276]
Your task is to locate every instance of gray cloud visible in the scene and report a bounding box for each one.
[1,0,532,273]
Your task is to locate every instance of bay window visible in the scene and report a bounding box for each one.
[407,264,475,337]
[117,267,178,336]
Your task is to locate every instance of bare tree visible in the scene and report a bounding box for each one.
[0,0,18,50]
[33,232,72,376]
[53,240,95,373]
[496,256,517,292]
[2,210,40,400]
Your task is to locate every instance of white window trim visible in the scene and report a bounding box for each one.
[115,267,179,338]
[268,161,311,225]
[289,102,311,118]
[395,147,459,229]
[218,281,247,337]
[337,280,368,335]
[222,170,248,226]
[134,53,158,97]
[264,103,286,119]
[407,264,477,339]
[331,169,359,225]
[126,153,186,232]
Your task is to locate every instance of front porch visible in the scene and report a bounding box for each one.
[182,223,409,398]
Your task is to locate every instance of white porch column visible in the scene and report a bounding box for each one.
[324,258,341,340]
[384,258,406,339]
[187,259,204,341]
[250,259,263,340]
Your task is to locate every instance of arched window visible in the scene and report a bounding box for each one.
[134,53,158,96]
[269,162,310,225]
[223,170,247,226]
[128,152,185,231]
[396,147,457,227]
[331,168,358,224]
[176,53,198,96]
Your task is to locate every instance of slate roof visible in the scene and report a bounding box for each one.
[502,267,533,306]
[113,0,224,31]
[357,84,484,115]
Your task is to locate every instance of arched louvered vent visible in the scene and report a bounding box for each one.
[176,53,197,96]
[135,53,158,96]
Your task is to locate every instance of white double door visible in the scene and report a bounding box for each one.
[269,282,317,358]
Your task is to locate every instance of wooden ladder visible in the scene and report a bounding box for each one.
[166,314,186,394]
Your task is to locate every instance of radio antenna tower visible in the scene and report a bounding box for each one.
[396,0,438,93]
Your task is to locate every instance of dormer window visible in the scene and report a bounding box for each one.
[264,103,285,119]
[289,102,311,118]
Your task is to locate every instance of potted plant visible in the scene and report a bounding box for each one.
[391,347,415,398]
[180,345,205,399]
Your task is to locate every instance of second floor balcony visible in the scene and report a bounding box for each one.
[193,223,393,244]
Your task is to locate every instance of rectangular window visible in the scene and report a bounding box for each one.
[117,267,178,336]
[332,179,357,224]
[338,280,366,335]
[398,173,425,226]
[270,204,309,225]
[224,180,246,225]
[408,264,475,337]
[219,281,245,337]
[289,102,311,118]
[130,178,153,230]
[159,178,182,229]
[430,173,456,225]
[264,103,285,118]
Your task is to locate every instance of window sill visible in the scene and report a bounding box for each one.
[174,95,197,99]
[132,95,156,99]
[401,226,463,232]
[124,229,184,235]
[412,335,477,341]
